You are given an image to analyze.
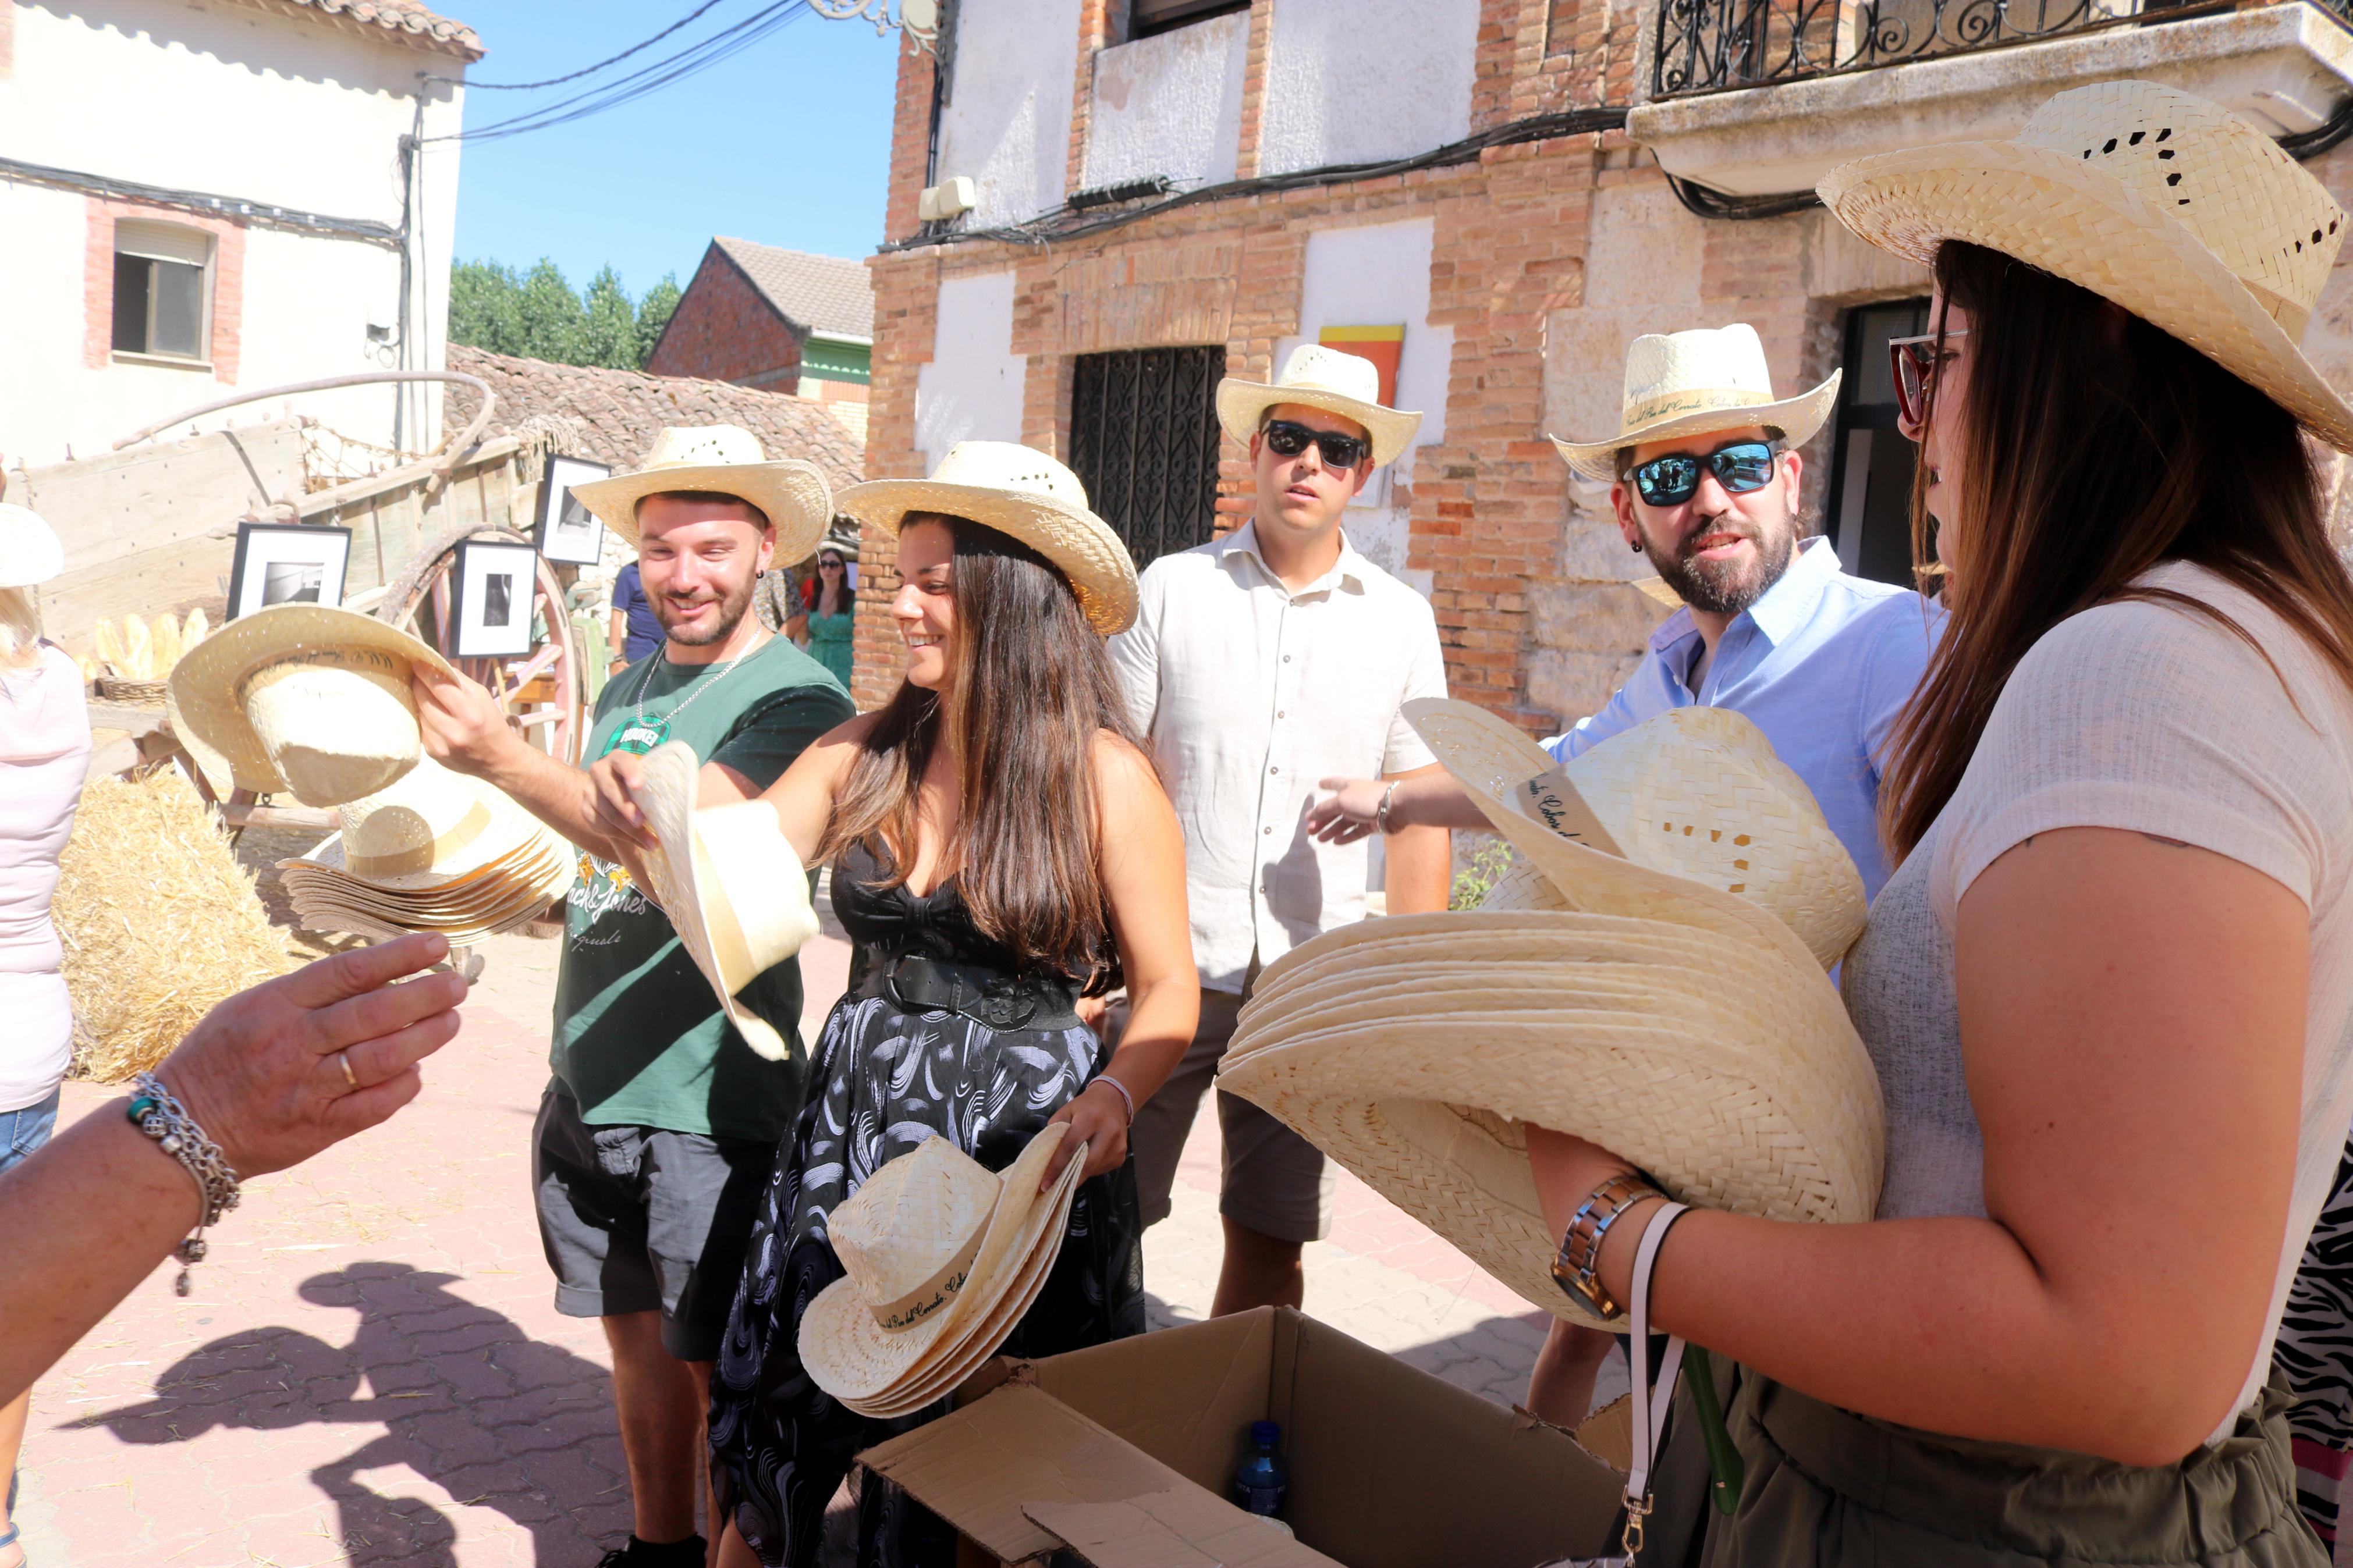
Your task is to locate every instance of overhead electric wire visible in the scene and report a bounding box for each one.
[427,1,810,145]
[442,0,737,90]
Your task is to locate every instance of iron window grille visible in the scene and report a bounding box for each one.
[1068,346,1226,570]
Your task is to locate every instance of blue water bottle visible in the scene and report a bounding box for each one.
[1233,1420,1288,1518]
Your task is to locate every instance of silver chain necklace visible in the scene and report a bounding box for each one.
[613,631,765,753]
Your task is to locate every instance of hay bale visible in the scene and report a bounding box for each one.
[58,769,299,1083]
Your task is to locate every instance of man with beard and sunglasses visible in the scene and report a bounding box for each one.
[1310,323,1941,1427]
[1109,344,1455,1318]
[413,426,853,1568]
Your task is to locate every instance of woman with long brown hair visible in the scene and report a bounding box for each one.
[1522,82,2353,1564]
[656,443,1193,1568]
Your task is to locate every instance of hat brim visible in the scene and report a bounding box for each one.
[1216,913,1883,1328]
[836,479,1138,636]
[801,1123,1077,1405]
[1819,138,2353,453]
[166,605,457,799]
[1549,372,1843,483]
[631,742,815,1064]
[1214,380,1424,469]
[571,458,834,560]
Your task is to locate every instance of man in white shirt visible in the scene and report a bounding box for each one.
[1109,344,1454,1315]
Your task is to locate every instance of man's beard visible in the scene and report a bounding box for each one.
[652,570,756,647]
[1641,511,1798,618]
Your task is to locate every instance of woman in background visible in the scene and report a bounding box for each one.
[785,542,855,691]
[0,504,90,1568]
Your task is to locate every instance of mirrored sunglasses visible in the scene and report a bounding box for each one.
[1264,419,1371,472]
[1628,440,1779,507]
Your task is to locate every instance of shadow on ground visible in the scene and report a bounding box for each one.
[73,1261,626,1567]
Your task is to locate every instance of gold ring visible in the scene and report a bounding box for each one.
[338,1050,359,1091]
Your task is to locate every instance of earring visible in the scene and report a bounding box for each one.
[1630,540,1641,553]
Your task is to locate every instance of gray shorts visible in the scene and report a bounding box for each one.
[1128,986,1333,1245]
[531,1089,777,1361]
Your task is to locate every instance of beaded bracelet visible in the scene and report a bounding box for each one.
[1088,1074,1136,1126]
[126,1072,241,1296]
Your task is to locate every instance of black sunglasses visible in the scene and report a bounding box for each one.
[1263,419,1371,472]
[1627,440,1779,507]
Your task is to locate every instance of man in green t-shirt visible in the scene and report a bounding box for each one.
[415,426,853,1568]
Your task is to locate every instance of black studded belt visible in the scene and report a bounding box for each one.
[856,951,1084,1033]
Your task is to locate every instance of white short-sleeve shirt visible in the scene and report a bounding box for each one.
[1841,561,2353,1439]
[1106,524,1448,992]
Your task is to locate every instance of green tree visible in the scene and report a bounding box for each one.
[580,265,640,369]
[448,258,526,356]
[635,273,682,368]
[514,258,588,365]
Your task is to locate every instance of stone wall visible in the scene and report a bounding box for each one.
[645,246,803,390]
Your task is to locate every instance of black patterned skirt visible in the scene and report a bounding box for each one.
[707,991,1145,1568]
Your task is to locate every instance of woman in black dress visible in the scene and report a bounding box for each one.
[675,444,1195,1568]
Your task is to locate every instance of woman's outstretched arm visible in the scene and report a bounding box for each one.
[1529,827,2306,1465]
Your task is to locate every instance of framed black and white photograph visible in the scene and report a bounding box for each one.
[453,540,537,659]
[535,454,611,565]
[226,523,352,620]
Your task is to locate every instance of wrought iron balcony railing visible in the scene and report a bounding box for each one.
[1652,0,2222,99]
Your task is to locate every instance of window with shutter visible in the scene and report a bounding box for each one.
[111,221,212,362]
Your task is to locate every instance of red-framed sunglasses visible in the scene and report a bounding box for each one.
[1887,328,1970,429]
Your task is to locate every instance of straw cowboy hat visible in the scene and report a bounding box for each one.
[835,442,1138,636]
[1550,324,1841,483]
[168,605,457,809]
[569,425,835,557]
[628,739,819,1062]
[1214,703,1885,1329]
[1215,342,1424,468]
[799,1125,1090,1414]
[1819,80,2353,452]
[0,504,65,588]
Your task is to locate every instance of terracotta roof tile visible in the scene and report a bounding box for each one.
[243,0,485,59]
[447,346,864,492]
[712,239,875,339]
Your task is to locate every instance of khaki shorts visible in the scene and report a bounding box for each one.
[1127,986,1333,1246]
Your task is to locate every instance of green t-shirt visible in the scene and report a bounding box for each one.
[551,635,854,1142]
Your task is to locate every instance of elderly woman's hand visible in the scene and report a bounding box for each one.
[155,933,467,1179]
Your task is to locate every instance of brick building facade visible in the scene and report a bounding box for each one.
[645,241,808,390]
[847,0,2353,719]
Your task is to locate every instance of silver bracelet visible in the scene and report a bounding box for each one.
[1375,782,1400,834]
[127,1072,241,1297]
[1089,1074,1135,1126]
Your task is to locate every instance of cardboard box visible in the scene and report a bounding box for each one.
[857,1306,1630,1567]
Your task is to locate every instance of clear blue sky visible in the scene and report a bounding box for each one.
[445,1,901,301]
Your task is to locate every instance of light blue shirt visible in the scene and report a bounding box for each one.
[1545,537,1943,899]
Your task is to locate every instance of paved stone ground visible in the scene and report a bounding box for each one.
[17,916,1611,1568]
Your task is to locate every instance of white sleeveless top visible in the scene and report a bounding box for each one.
[1842,561,2353,1441]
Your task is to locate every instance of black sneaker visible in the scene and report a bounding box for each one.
[596,1534,708,1568]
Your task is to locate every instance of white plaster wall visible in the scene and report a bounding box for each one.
[0,0,464,467]
[1081,12,1247,193]
[1258,0,1479,177]
[1274,219,1449,589]
[916,272,1026,468]
[934,0,1083,228]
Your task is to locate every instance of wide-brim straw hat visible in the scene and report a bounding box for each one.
[1216,908,1884,1329]
[168,605,457,808]
[1819,80,2353,452]
[801,1123,1088,1411]
[1407,698,1866,970]
[836,442,1138,635]
[313,754,551,891]
[1550,323,1840,483]
[569,424,834,557]
[629,739,818,1062]
[1214,342,1423,469]
[0,503,65,589]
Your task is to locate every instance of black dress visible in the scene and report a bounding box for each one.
[707,840,1145,1567]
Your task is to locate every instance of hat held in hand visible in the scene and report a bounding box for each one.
[168,605,456,808]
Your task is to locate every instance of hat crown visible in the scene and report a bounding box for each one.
[336,753,494,863]
[1270,342,1383,408]
[828,1136,1002,1321]
[1619,325,1779,428]
[926,441,1092,512]
[2018,81,2344,332]
[636,424,768,474]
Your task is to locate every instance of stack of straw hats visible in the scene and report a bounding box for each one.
[798,1126,1090,1416]
[1218,700,1886,1329]
[276,754,574,943]
[626,740,821,1062]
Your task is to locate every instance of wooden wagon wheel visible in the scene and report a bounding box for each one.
[375,524,585,767]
